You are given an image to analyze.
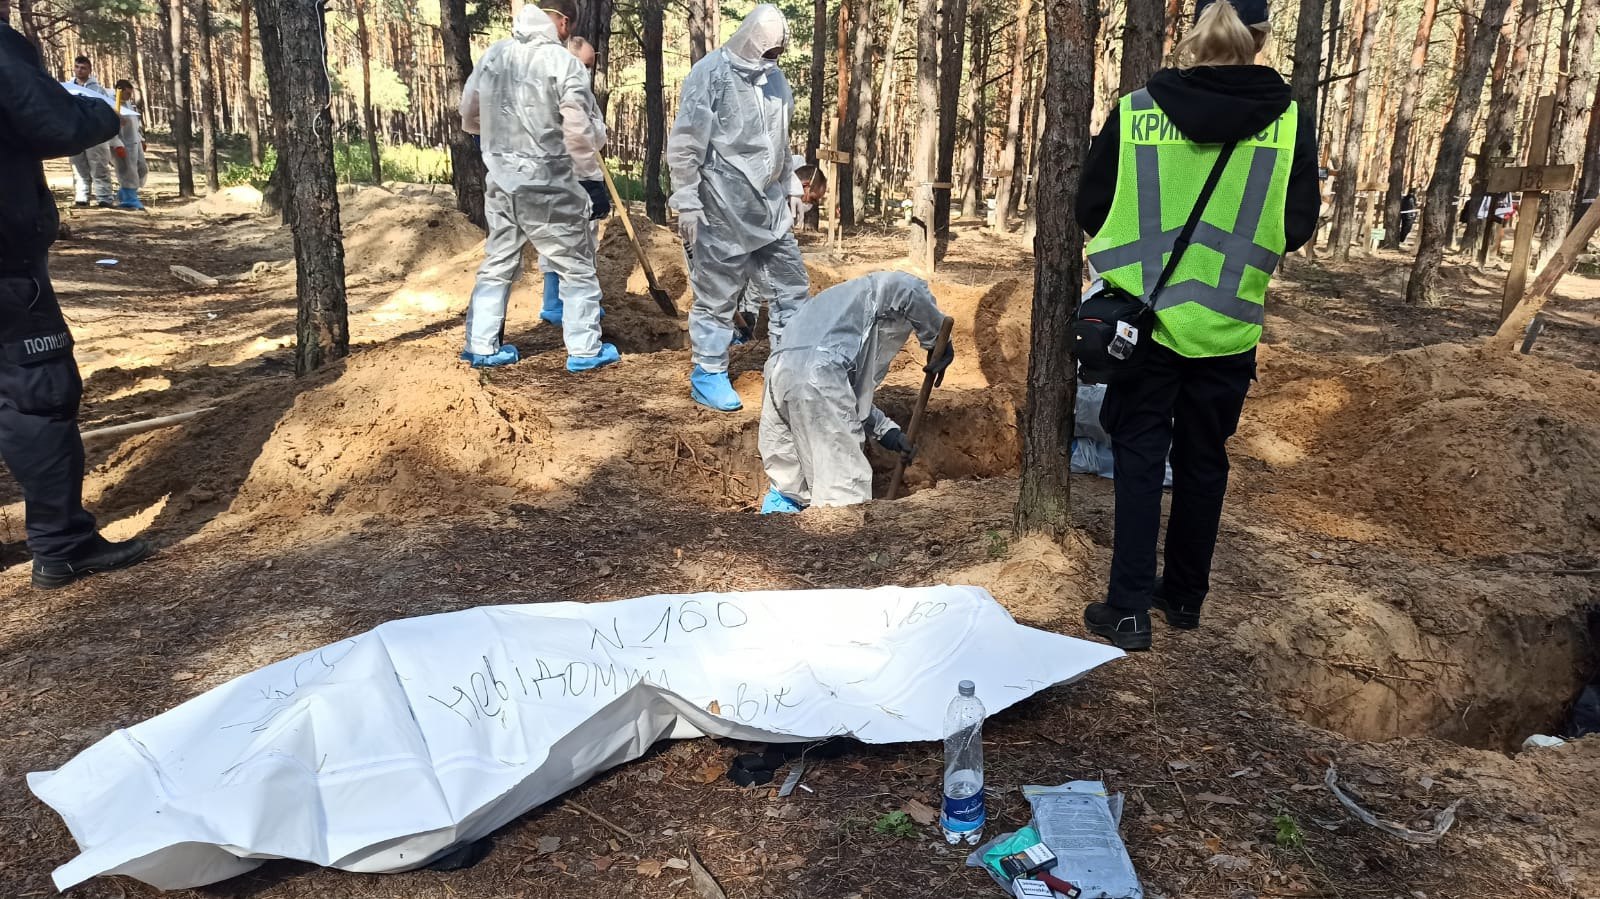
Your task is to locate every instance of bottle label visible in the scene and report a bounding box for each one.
[942,791,986,831]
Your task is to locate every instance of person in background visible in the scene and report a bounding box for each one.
[758,272,953,513]
[1398,191,1419,243]
[734,158,828,344]
[666,4,808,412]
[63,55,116,208]
[458,1,616,372]
[111,79,148,211]
[1,1,153,587]
[1075,0,1319,650]
[539,32,606,328]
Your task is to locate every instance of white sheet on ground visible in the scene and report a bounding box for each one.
[29,585,1122,891]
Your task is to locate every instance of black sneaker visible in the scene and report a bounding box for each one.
[73,200,90,208]
[1150,577,1202,629]
[1083,602,1151,651]
[32,536,153,589]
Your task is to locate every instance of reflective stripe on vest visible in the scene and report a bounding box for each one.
[1086,89,1297,358]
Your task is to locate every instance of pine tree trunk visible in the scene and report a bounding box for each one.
[643,0,667,223]
[355,0,382,183]
[840,0,876,227]
[196,0,220,191]
[994,0,1033,232]
[439,0,487,228]
[240,0,262,164]
[1316,0,1342,142]
[1406,0,1514,305]
[869,0,906,218]
[255,0,350,375]
[574,0,614,114]
[163,0,196,196]
[1539,0,1599,261]
[1118,0,1162,93]
[1380,0,1437,247]
[1580,74,1600,217]
[909,0,939,268]
[1465,3,1525,263]
[959,0,988,220]
[808,0,827,162]
[1015,0,1094,539]
[687,0,712,62]
[934,0,967,245]
[1329,0,1378,261]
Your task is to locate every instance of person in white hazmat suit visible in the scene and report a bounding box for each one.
[758,272,955,513]
[536,34,605,328]
[667,4,809,413]
[63,55,116,208]
[458,1,617,372]
[111,79,148,211]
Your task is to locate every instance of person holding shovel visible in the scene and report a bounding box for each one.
[757,272,953,512]
[666,3,809,412]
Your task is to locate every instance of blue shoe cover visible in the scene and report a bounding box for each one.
[116,187,145,210]
[460,344,521,368]
[760,487,802,515]
[540,272,563,325]
[567,342,620,373]
[690,365,742,411]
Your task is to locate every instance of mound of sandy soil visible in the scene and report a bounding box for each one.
[188,185,264,217]
[341,186,485,284]
[1241,343,1600,557]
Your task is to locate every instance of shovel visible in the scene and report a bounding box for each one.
[886,316,955,501]
[602,168,678,317]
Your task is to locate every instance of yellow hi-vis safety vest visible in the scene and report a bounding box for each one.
[1086,88,1298,358]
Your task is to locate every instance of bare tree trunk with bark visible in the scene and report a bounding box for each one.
[1580,72,1600,217]
[869,0,906,217]
[994,0,1034,232]
[1119,0,1162,93]
[687,0,712,62]
[643,0,667,224]
[1381,0,1437,248]
[909,0,939,268]
[1465,2,1526,263]
[239,0,262,164]
[162,0,195,197]
[1015,0,1094,538]
[255,0,350,375]
[196,0,220,191]
[439,0,487,228]
[1406,0,1514,305]
[353,0,381,182]
[807,0,827,163]
[1329,0,1378,260]
[934,0,968,246]
[574,0,614,113]
[1539,0,1599,261]
[841,0,877,227]
[960,0,988,220]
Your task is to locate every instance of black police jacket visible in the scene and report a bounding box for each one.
[0,22,120,271]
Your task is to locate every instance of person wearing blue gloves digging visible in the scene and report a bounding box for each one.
[458,2,617,372]
[666,4,809,412]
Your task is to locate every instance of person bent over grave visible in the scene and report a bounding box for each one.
[757,272,953,512]
[1,4,154,588]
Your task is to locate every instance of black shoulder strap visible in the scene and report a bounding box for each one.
[1146,140,1239,308]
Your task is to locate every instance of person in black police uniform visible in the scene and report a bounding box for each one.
[1,0,153,588]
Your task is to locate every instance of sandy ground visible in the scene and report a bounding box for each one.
[1,164,1597,899]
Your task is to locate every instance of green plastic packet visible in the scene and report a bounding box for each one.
[979,825,1043,880]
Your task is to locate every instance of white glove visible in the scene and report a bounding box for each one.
[789,195,805,227]
[678,209,704,247]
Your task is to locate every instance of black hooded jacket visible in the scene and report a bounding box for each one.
[0,22,121,268]
[1076,65,1320,252]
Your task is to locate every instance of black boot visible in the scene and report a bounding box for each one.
[32,536,153,589]
[1150,577,1203,630]
[1083,602,1151,651]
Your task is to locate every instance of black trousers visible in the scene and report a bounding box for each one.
[0,264,97,562]
[1100,341,1255,612]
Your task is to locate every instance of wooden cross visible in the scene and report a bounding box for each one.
[819,142,852,251]
[1485,95,1578,321]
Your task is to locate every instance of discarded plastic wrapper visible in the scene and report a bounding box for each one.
[29,585,1123,890]
[1025,782,1142,899]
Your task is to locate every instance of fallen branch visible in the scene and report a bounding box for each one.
[80,408,215,444]
[1324,766,1461,845]
[562,799,642,844]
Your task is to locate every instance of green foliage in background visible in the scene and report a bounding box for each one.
[221,142,452,187]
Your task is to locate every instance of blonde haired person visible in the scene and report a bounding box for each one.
[1076,0,1319,650]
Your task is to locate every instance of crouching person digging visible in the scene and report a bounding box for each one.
[757,272,953,513]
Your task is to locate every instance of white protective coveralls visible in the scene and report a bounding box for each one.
[759,271,947,507]
[667,4,809,373]
[460,7,607,359]
[63,77,116,205]
[115,105,148,192]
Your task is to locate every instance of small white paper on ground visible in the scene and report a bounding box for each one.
[94,259,118,266]
[29,585,1123,890]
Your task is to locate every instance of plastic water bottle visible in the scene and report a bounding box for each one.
[940,680,986,845]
